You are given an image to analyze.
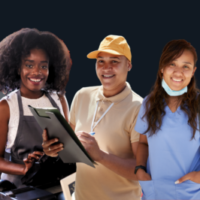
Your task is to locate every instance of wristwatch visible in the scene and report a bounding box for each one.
[134,165,147,174]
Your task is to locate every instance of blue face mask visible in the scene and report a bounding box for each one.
[161,79,187,96]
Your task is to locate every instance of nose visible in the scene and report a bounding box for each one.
[103,63,112,70]
[31,65,41,75]
[173,67,183,75]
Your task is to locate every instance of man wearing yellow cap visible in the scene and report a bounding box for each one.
[43,35,143,200]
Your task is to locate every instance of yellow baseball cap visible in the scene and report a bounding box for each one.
[87,35,132,61]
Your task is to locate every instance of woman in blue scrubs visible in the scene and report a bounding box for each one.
[135,39,200,199]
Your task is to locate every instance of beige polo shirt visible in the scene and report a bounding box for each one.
[70,82,143,200]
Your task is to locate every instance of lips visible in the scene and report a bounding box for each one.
[102,74,115,78]
[28,77,44,84]
[171,77,183,83]
[29,78,42,82]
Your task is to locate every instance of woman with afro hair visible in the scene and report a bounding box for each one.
[0,28,72,187]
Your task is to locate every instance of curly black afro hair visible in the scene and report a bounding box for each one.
[0,28,72,94]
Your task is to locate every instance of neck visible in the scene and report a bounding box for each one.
[168,95,182,103]
[167,96,182,112]
[103,83,126,97]
[20,88,43,99]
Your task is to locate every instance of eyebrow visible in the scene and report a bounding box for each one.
[24,59,48,63]
[110,57,120,59]
[183,62,192,65]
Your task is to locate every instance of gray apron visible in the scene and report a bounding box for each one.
[4,90,60,187]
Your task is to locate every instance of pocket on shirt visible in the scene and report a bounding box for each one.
[175,180,200,199]
[139,180,155,200]
[140,179,176,200]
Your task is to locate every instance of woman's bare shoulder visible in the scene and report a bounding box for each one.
[0,100,10,120]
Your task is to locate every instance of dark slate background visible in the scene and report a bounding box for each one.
[0,1,199,105]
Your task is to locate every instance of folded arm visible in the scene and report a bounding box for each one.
[76,130,138,180]
[136,134,151,180]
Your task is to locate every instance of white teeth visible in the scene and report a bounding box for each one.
[29,78,41,82]
[172,78,182,82]
[103,75,114,78]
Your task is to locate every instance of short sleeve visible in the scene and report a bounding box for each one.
[134,97,148,135]
[69,90,79,126]
[130,104,141,143]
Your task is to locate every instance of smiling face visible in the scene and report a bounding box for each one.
[19,48,49,98]
[161,50,197,91]
[96,52,132,97]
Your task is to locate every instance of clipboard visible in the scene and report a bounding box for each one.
[28,105,95,168]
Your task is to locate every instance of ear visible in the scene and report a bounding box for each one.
[161,68,164,74]
[192,66,197,76]
[127,61,132,72]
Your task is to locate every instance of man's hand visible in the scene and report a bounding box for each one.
[175,171,200,184]
[76,131,104,162]
[42,129,63,157]
[23,151,44,175]
[136,168,151,181]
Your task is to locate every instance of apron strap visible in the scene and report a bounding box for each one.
[16,90,24,116]
[16,90,61,115]
[44,91,60,112]
[4,151,11,161]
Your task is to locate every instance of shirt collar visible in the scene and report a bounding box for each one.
[95,82,132,103]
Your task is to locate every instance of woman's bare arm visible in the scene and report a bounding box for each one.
[0,100,27,175]
[135,134,151,180]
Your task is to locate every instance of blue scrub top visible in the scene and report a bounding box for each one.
[135,97,200,200]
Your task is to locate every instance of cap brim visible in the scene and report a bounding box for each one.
[87,49,122,59]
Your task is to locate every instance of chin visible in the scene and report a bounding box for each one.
[102,83,115,89]
[28,87,43,92]
[170,86,186,91]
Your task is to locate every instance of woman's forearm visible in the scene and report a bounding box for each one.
[136,142,148,166]
[0,157,25,175]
